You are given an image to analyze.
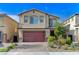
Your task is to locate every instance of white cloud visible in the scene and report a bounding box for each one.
[8,15,19,22]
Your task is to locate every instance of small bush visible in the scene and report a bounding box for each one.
[49,42,54,48]
[0,43,15,52]
[0,48,8,52]
[48,36,55,43]
[66,37,72,45]
[48,36,55,47]
[8,43,15,50]
[58,38,66,45]
[63,44,69,50]
[70,43,76,50]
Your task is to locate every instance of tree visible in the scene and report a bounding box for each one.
[54,20,66,39]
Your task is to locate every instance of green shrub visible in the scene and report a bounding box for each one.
[66,37,72,45]
[0,48,8,52]
[48,36,55,43]
[8,43,15,50]
[58,38,66,45]
[48,36,55,47]
[63,44,69,50]
[0,43,15,52]
[70,43,76,50]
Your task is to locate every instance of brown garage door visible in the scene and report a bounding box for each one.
[23,31,45,42]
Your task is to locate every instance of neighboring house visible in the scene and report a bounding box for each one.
[18,9,59,42]
[63,14,79,43]
[0,14,18,44]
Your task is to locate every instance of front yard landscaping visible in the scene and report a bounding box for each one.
[48,43,79,52]
[48,21,79,52]
[0,43,15,52]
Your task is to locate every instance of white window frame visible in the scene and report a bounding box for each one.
[0,31,2,42]
[39,16,44,23]
[30,15,39,24]
[24,16,28,23]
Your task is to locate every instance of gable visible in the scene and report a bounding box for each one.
[20,10,46,16]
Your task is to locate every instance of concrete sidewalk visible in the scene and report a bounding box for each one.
[49,52,79,55]
[1,52,79,55]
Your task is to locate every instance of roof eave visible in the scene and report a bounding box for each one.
[18,9,59,19]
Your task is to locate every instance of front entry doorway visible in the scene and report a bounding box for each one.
[50,31,54,36]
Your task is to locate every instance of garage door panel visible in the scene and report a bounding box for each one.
[23,31,45,42]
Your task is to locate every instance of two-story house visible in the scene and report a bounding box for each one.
[63,14,79,43]
[18,9,59,42]
[0,14,18,46]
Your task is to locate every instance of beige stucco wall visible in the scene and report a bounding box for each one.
[0,15,8,43]
[0,26,8,42]
[19,10,57,28]
[3,16,18,42]
[75,26,79,42]
[0,15,18,43]
[0,15,5,26]
[0,20,3,26]
[18,29,23,42]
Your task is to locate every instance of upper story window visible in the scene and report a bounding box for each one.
[49,19,52,27]
[49,18,56,27]
[76,16,79,25]
[24,16,28,23]
[39,16,44,23]
[53,20,56,26]
[65,24,70,30]
[30,16,38,24]
[71,17,74,22]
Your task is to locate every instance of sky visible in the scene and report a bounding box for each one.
[0,3,79,22]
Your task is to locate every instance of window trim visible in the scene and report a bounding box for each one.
[49,18,55,27]
[39,16,44,23]
[30,15,39,24]
[24,16,28,23]
[76,16,79,25]
[0,31,2,42]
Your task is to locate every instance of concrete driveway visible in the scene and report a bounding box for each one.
[6,42,49,55]
[1,42,79,55]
